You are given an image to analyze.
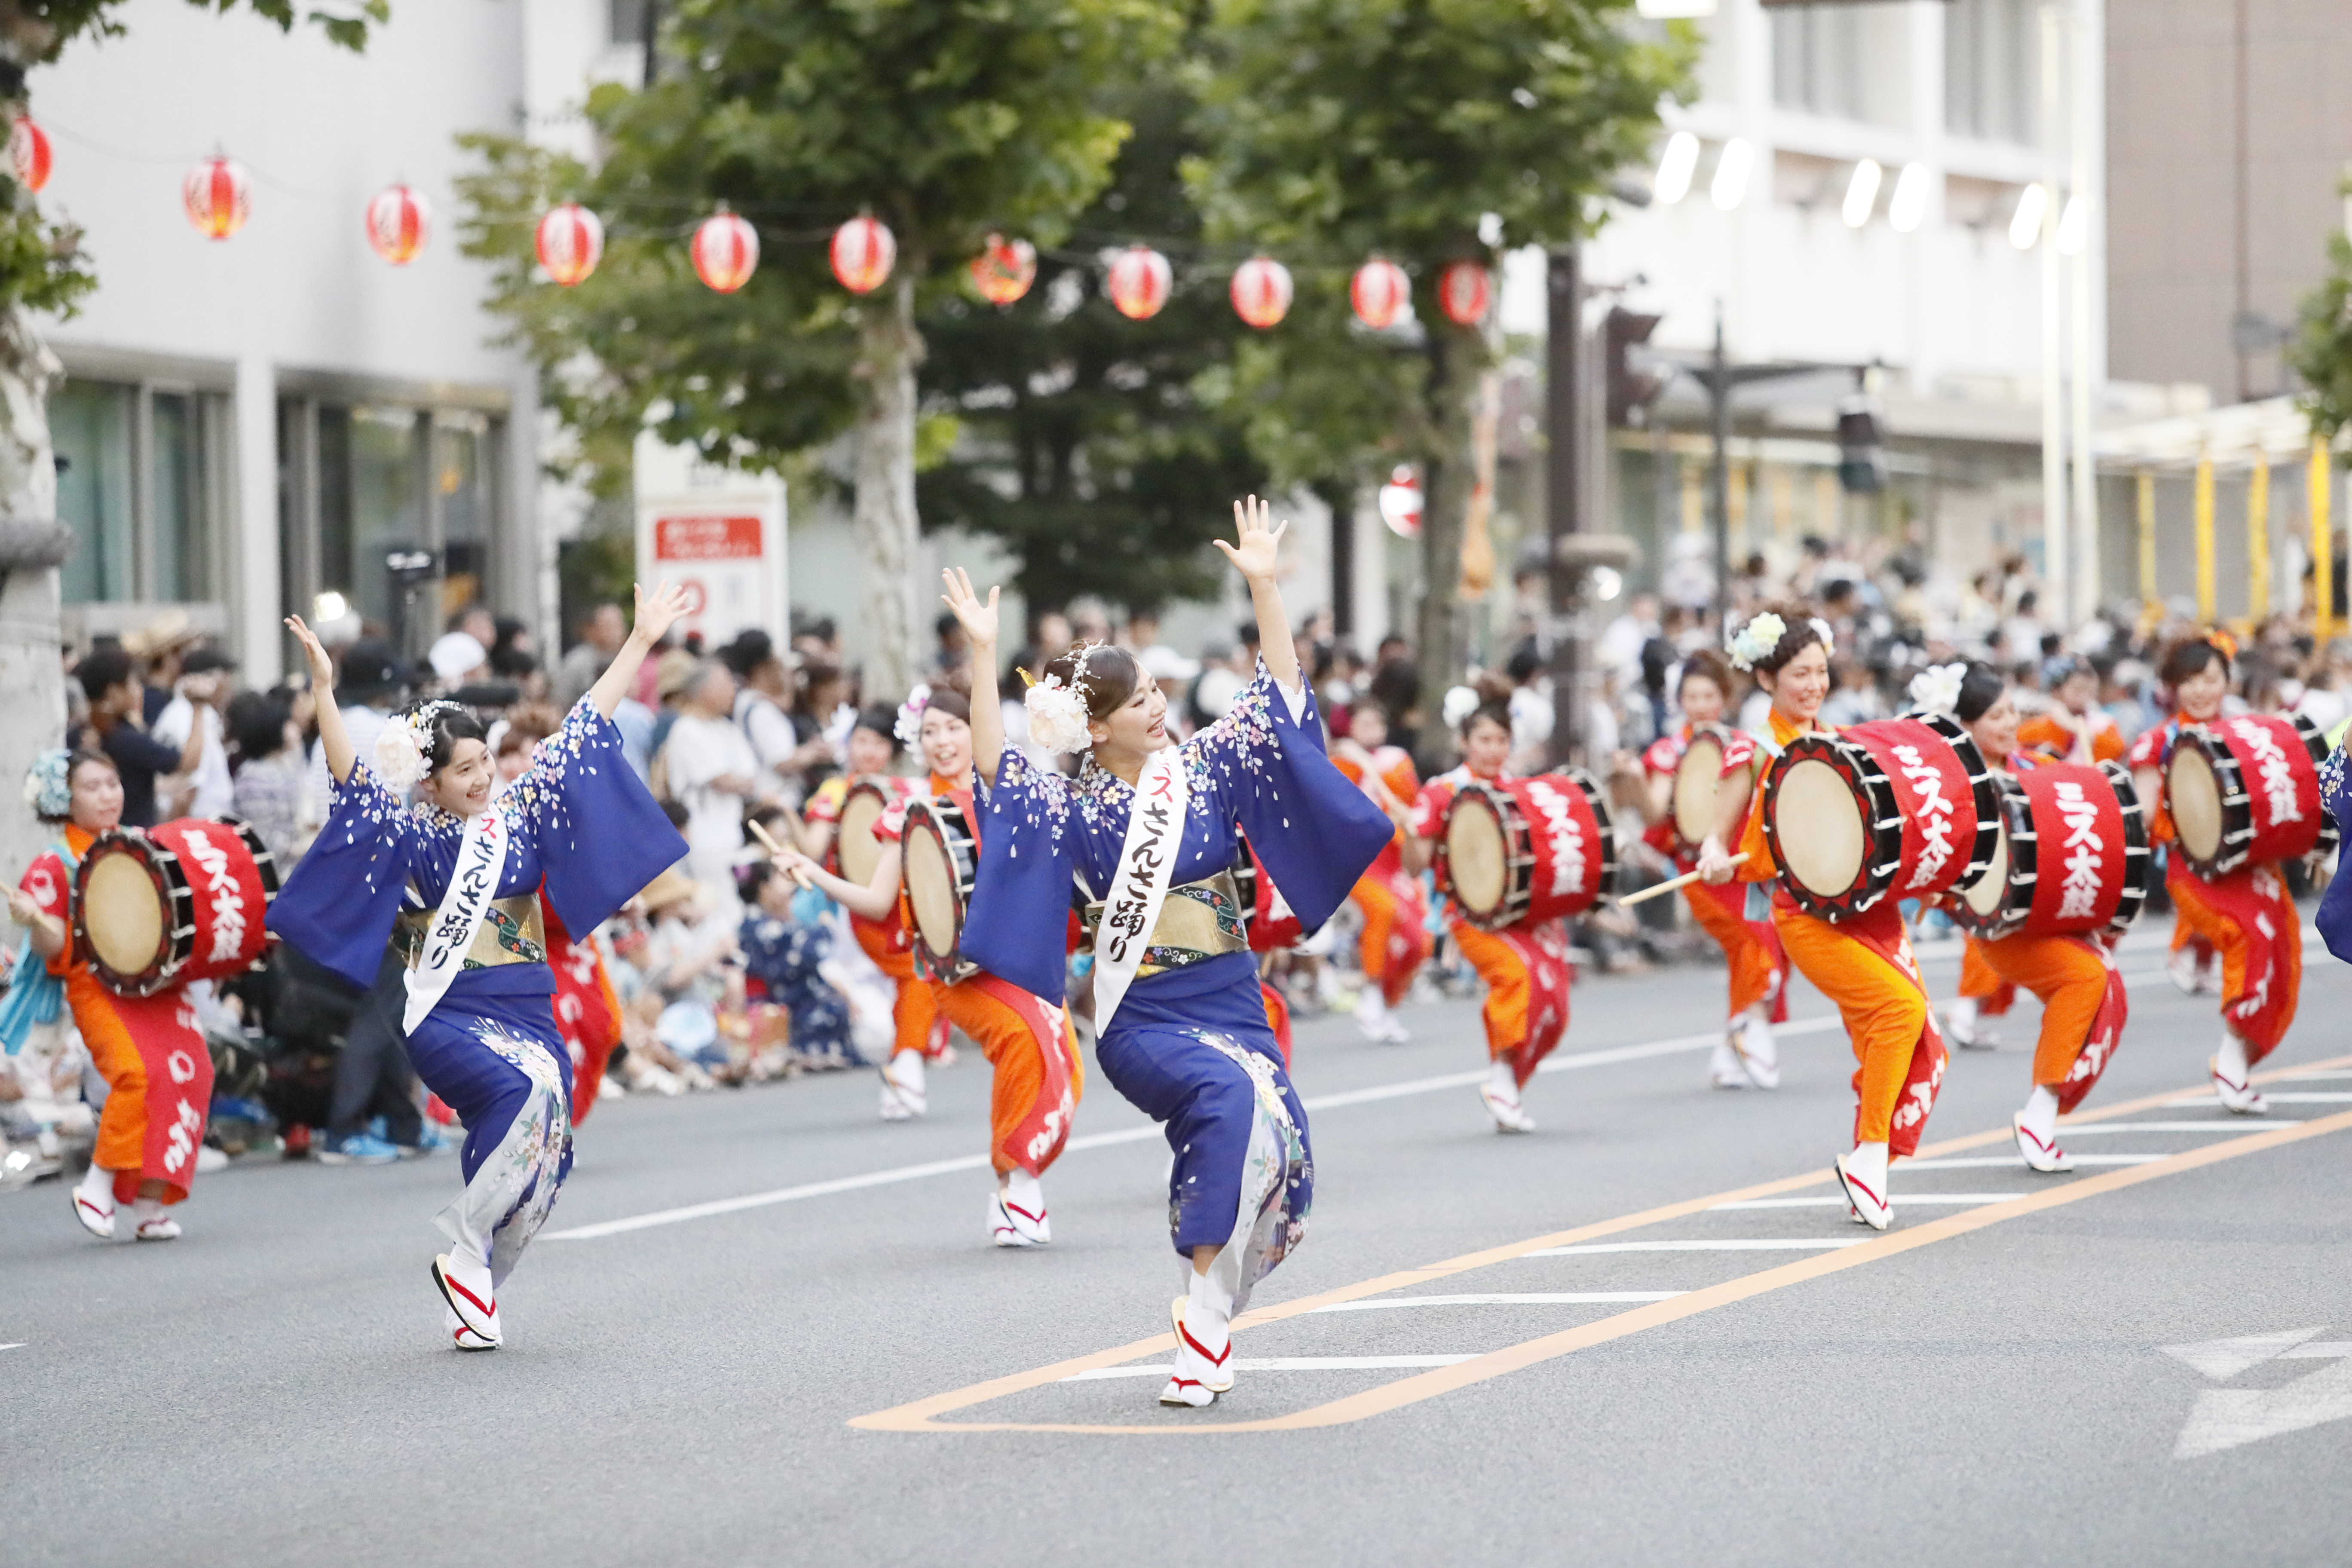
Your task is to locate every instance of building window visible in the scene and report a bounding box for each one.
[608,0,646,48]
[52,377,227,607]
[1947,0,2035,144]
[1772,6,1863,119]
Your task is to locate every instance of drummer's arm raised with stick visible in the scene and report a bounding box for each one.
[766,837,901,924]
[1695,760,1759,886]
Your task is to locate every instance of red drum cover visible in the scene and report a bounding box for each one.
[1439,772,1614,931]
[1765,715,1996,921]
[2015,763,2141,937]
[2169,713,2331,878]
[75,815,277,997]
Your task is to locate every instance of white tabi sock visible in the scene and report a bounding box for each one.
[77,1162,113,1205]
[1186,1264,1233,1334]
[1486,1057,1519,1102]
[1003,1167,1043,1216]
[1847,1139,1890,1194]
[2215,1033,2251,1085]
[2018,1084,2059,1147]
[131,1196,165,1225]
[1742,1014,1777,1068]
[1948,996,1978,1036]
[888,1050,926,1096]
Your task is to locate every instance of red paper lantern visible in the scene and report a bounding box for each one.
[1438,260,1491,326]
[9,116,51,193]
[1378,465,1423,540]
[830,214,895,295]
[1350,258,1409,330]
[1106,243,1172,321]
[365,184,431,266]
[970,233,1036,306]
[692,209,759,293]
[183,156,250,242]
[1229,256,1293,330]
[535,203,604,288]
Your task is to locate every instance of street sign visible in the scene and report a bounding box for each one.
[634,434,789,649]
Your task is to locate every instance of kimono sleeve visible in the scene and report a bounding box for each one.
[510,699,690,937]
[960,748,1077,1002]
[264,761,420,990]
[1194,667,1394,937]
[2315,744,2352,962]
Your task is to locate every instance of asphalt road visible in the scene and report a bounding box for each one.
[6,922,2350,1568]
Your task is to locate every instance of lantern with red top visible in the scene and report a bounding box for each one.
[366,184,431,266]
[183,156,251,242]
[1105,243,1171,321]
[535,203,604,288]
[1437,260,1491,326]
[692,208,759,294]
[969,233,1036,306]
[1229,255,1292,329]
[1350,258,1409,330]
[9,116,50,193]
[1377,465,1423,540]
[830,214,895,295]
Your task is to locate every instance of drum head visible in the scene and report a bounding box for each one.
[1445,795,1508,917]
[83,851,166,977]
[837,792,888,885]
[2169,747,2223,862]
[903,825,962,958]
[1672,736,1724,845]
[1775,757,1866,896]
[1958,815,2010,919]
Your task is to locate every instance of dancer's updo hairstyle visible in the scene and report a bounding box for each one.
[1951,662,2006,725]
[1043,643,1142,723]
[403,700,490,777]
[2158,634,2232,689]
[1677,648,1736,699]
[1742,603,1831,677]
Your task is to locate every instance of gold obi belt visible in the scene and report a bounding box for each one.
[1083,869,1250,980]
[393,895,547,971]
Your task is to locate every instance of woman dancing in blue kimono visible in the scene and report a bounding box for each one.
[949,497,1393,1408]
[270,585,689,1353]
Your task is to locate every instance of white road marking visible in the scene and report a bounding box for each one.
[2053,1121,2303,1134]
[1709,1194,2024,1209]
[1524,1239,1869,1256]
[1061,1356,1477,1382]
[2175,1360,2352,1458]
[2162,1326,2328,1381]
[0,1343,22,1351]
[2274,1071,2352,1081]
[1898,1154,2165,1169]
[2282,1342,2352,1359]
[1309,1293,1686,1313]
[2187,1093,2352,1105]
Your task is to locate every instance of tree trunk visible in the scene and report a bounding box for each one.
[0,303,66,876]
[851,270,924,700]
[1415,318,1484,756]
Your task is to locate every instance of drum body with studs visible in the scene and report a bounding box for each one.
[1949,761,2150,940]
[901,796,980,983]
[73,815,280,997]
[1436,772,1616,932]
[1762,714,1998,922]
[831,780,895,886]
[2165,713,2334,880]
[1669,724,1735,857]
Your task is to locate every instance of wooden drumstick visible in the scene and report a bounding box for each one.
[747,818,816,892]
[1617,852,1749,907]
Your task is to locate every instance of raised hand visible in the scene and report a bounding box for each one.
[1213,495,1288,585]
[632,581,692,647]
[940,567,1000,650]
[283,615,334,689]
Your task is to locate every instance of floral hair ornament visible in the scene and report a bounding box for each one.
[1810,617,1836,658]
[1907,662,1967,717]
[374,698,461,789]
[2203,628,2239,663]
[1441,685,1482,729]
[22,748,71,819]
[1724,612,1785,672]
[1024,670,1093,755]
[894,685,932,751]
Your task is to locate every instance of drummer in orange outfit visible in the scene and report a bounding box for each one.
[1623,648,1788,1089]
[2127,633,2304,1114]
[6,749,214,1242]
[1401,680,1572,1134]
[1329,701,1431,1043]
[771,673,1085,1248]
[1696,608,1946,1231]
[1931,662,2130,1172]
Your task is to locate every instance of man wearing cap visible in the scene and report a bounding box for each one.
[153,646,238,818]
[303,640,405,832]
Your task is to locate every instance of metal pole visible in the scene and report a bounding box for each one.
[1545,245,1582,769]
[2248,456,2270,622]
[2194,453,2216,624]
[2040,2,2068,626]
[2068,0,2098,627]
[1710,301,1730,633]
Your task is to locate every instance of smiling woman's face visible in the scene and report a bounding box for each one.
[1091,671,1170,764]
[422,738,496,817]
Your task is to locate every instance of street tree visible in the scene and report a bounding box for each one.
[0,0,386,869]
[457,0,1181,697]
[2291,189,2352,463]
[1184,0,1690,715]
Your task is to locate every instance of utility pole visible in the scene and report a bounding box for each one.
[1710,302,1731,630]
[1546,245,1582,768]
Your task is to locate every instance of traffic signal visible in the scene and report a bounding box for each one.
[1604,307,1666,427]
[1836,398,1885,493]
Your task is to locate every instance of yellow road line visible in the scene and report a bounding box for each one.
[848,1055,2352,1436]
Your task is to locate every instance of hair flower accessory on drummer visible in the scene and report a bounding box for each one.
[1441,685,1482,729]
[23,747,70,818]
[1907,661,1968,717]
[1810,617,1836,657]
[1025,673,1093,756]
[894,684,931,751]
[1725,612,1785,672]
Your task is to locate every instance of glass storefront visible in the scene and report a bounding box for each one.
[52,378,226,608]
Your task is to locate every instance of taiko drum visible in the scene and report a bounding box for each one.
[2165,712,2334,879]
[74,816,279,997]
[1949,761,2149,940]
[1762,714,1997,922]
[1438,772,1616,931]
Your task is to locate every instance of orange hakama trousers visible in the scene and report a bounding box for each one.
[1452,919,1572,1088]
[854,915,948,1062]
[1773,903,1947,1154]
[1964,931,2128,1111]
[2167,860,2300,1063]
[931,973,1084,1176]
[1352,867,1433,1010]
[1681,874,1789,1024]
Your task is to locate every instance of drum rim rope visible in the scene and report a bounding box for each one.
[1761,735,1902,919]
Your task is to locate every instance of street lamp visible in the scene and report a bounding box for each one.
[1710,138,1753,211]
[1841,159,1881,229]
[1887,162,1929,233]
[2009,183,2048,250]
[1654,131,1700,205]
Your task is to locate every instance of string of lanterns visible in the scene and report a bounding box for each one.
[4,124,1495,325]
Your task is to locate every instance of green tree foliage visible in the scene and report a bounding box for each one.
[2292,187,2352,462]
[456,0,1181,695]
[916,84,1267,617]
[1185,0,1690,707]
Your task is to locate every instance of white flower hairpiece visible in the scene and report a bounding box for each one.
[23,748,70,818]
[1908,661,1968,716]
[1725,612,1785,672]
[894,684,932,750]
[1441,685,1482,729]
[1811,617,1836,658]
[374,698,461,789]
[1025,673,1093,755]
[823,701,859,763]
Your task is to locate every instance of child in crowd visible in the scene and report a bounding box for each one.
[737,860,859,1068]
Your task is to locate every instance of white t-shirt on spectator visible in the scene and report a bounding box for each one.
[663,712,758,897]
[153,696,232,817]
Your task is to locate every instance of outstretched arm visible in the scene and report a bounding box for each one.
[768,842,901,923]
[587,582,692,720]
[285,616,353,784]
[1217,496,1298,692]
[941,568,1005,782]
